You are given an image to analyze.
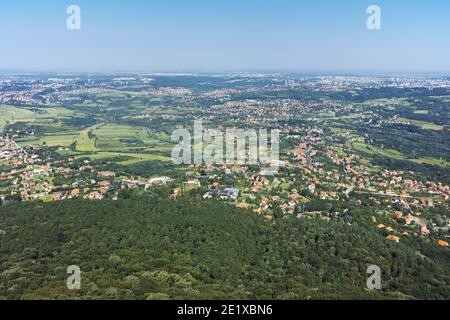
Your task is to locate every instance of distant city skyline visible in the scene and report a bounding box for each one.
[1,0,450,73]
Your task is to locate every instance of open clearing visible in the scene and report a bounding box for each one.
[397,117,444,131]
[0,105,36,130]
[352,143,450,168]
[75,152,171,164]
[352,143,405,160]
[76,126,98,152]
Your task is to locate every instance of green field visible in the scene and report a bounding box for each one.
[92,124,156,149]
[0,105,87,133]
[411,157,450,168]
[9,113,174,165]
[76,127,98,152]
[69,123,173,163]
[397,117,444,131]
[75,152,171,164]
[43,133,79,147]
[352,143,405,160]
[0,105,36,131]
[352,143,450,168]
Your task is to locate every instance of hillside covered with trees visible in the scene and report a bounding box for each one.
[1,192,449,300]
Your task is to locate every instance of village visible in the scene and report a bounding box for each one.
[1,74,450,252]
[2,123,448,249]
[0,135,171,204]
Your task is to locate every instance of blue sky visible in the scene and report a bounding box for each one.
[0,0,449,73]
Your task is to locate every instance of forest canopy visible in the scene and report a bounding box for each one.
[1,194,449,300]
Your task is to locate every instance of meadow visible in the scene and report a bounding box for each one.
[397,117,444,131]
[3,99,174,167]
[352,143,450,168]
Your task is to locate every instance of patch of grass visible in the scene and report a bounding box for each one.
[42,133,78,148]
[413,110,429,115]
[0,105,85,133]
[397,117,444,131]
[0,105,36,131]
[74,152,171,164]
[353,143,450,168]
[15,138,44,147]
[352,143,405,160]
[411,157,450,168]
[91,123,153,149]
[76,127,98,152]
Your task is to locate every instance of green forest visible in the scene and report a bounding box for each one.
[1,191,449,300]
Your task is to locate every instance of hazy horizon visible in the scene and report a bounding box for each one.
[1,67,450,77]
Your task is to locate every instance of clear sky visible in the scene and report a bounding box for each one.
[0,0,449,73]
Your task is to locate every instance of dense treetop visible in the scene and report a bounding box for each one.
[1,192,449,300]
